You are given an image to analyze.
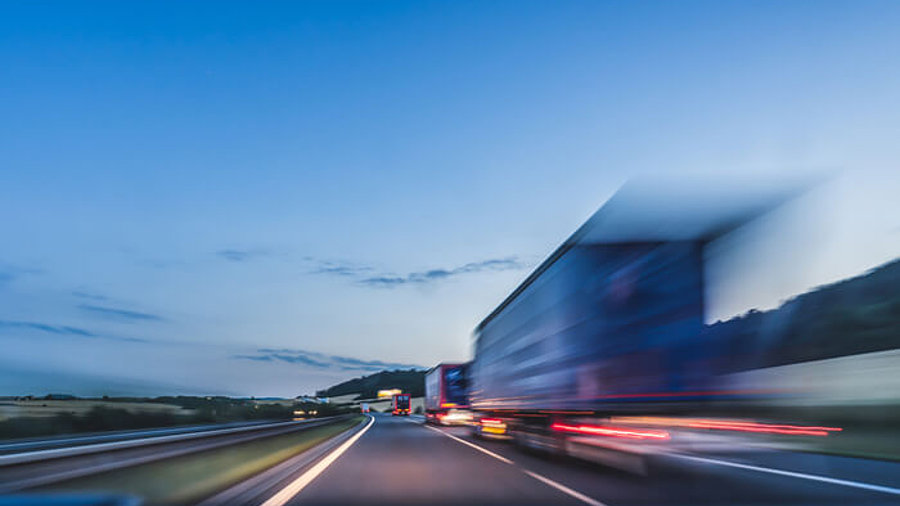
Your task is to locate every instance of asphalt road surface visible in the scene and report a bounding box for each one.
[267,413,900,506]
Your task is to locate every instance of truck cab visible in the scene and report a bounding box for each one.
[391,393,411,416]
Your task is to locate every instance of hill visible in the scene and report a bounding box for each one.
[706,257,900,370]
[316,369,425,399]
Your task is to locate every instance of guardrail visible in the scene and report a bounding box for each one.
[0,419,278,455]
[0,418,340,467]
[0,415,354,493]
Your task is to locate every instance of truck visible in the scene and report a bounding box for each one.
[468,178,830,473]
[424,363,472,425]
[469,241,706,474]
[391,393,411,416]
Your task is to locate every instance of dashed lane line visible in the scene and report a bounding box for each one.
[674,453,900,497]
[424,425,607,506]
[424,425,514,465]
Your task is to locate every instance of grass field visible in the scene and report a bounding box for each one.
[42,416,363,505]
[0,400,192,421]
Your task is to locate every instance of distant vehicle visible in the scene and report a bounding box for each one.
[361,402,370,414]
[391,393,411,416]
[425,363,472,426]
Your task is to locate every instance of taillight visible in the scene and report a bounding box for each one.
[551,422,670,440]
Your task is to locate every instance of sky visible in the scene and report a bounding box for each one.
[2,1,899,397]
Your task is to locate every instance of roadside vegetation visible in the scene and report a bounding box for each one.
[316,369,426,399]
[42,415,363,504]
[0,396,356,440]
[706,258,900,369]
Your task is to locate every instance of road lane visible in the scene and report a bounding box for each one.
[268,414,900,506]
[438,425,900,505]
[282,414,589,505]
[9,412,897,505]
[262,416,376,506]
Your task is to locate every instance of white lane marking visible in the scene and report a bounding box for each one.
[425,426,607,506]
[261,416,375,506]
[425,425,514,464]
[675,454,900,497]
[522,469,608,506]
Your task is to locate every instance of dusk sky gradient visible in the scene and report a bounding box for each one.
[2,1,899,396]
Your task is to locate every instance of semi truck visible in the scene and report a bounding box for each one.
[469,241,706,471]
[391,393,411,416]
[424,363,472,425]
[467,178,840,473]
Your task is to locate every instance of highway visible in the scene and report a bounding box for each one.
[255,413,900,506]
[1,413,899,504]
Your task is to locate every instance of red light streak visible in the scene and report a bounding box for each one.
[592,389,775,400]
[685,420,842,437]
[611,416,843,437]
[551,423,670,440]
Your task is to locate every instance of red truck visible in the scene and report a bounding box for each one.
[391,393,411,416]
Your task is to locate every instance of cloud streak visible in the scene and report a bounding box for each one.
[358,257,523,288]
[232,348,422,372]
[72,291,110,302]
[311,264,373,277]
[0,265,42,289]
[216,249,271,262]
[78,304,164,322]
[309,256,524,288]
[306,257,374,278]
[0,320,147,343]
[0,320,98,338]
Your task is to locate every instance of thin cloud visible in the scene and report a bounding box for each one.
[270,353,332,368]
[72,290,110,302]
[309,259,373,278]
[232,348,422,372]
[231,354,273,362]
[258,347,327,357]
[0,320,98,337]
[78,304,163,323]
[216,249,271,262]
[0,265,42,288]
[358,257,524,288]
[0,320,147,343]
[312,265,373,277]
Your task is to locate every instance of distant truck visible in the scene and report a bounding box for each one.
[424,363,472,425]
[391,393,411,416]
[360,402,370,414]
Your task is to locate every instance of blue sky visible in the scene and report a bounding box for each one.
[2,1,899,396]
